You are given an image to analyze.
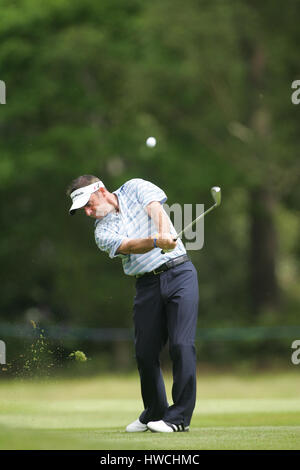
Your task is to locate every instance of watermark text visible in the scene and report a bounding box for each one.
[0,80,6,104]
[291,80,300,105]
[291,340,300,365]
[0,340,6,364]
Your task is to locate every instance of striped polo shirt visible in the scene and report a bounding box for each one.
[94,178,186,276]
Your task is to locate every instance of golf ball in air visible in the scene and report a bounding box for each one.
[146,137,156,148]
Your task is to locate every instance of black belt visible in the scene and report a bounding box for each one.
[135,254,190,279]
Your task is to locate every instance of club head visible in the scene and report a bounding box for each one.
[211,186,221,206]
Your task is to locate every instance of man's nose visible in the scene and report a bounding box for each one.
[84,207,91,216]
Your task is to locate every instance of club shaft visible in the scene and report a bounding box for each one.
[175,203,217,240]
[161,201,218,254]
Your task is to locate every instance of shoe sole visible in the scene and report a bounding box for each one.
[147,424,190,433]
[148,429,173,433]
[126,427,149,433]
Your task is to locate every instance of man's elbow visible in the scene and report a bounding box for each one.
[117,239,131,255]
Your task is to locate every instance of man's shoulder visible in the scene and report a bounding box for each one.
[116,178,147,199]
[119,178,145,191]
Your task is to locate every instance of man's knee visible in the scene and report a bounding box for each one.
[135,350,160,369]
[169,343,196,362]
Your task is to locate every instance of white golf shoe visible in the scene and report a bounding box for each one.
[126,418,148,433]
[147,420,189,433]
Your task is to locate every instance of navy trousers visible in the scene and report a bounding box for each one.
[133,260,199,427]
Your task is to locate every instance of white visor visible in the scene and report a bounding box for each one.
[69,181,105,215]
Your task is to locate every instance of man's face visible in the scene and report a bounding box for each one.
[83,190,108,219]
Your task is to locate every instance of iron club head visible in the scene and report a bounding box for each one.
[211,186,221,207]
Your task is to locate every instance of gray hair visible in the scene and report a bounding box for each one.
[66,175,102,196]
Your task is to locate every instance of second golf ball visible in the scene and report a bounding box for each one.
[146,137,156,148]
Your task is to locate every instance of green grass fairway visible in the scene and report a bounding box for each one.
[0,370,300,450]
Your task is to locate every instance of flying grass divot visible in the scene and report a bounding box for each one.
[21,320,65,377]
[68,350,88,362]
[1,320,88,377]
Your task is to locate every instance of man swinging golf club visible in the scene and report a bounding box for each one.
[67,175,200,433]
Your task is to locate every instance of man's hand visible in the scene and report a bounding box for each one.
[152,232,177,251]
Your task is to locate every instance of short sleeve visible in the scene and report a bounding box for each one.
[134,179,167,208]
[95,226,129,260]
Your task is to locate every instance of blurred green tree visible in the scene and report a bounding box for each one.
[0,0,299,342]
[126,0,300,317]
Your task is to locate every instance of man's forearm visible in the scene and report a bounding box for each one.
[117,202,175,255]
[118,233,177,255]
[146,201,171,234]
[118,238,155,255]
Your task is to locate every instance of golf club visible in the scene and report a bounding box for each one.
[161,186,221,254]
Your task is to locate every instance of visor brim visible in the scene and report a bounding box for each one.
[69,193,90,215]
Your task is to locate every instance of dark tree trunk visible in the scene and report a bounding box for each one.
[246,44,280,316]
[249,187,279,315]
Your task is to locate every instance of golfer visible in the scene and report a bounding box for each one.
[67,175,199,433]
